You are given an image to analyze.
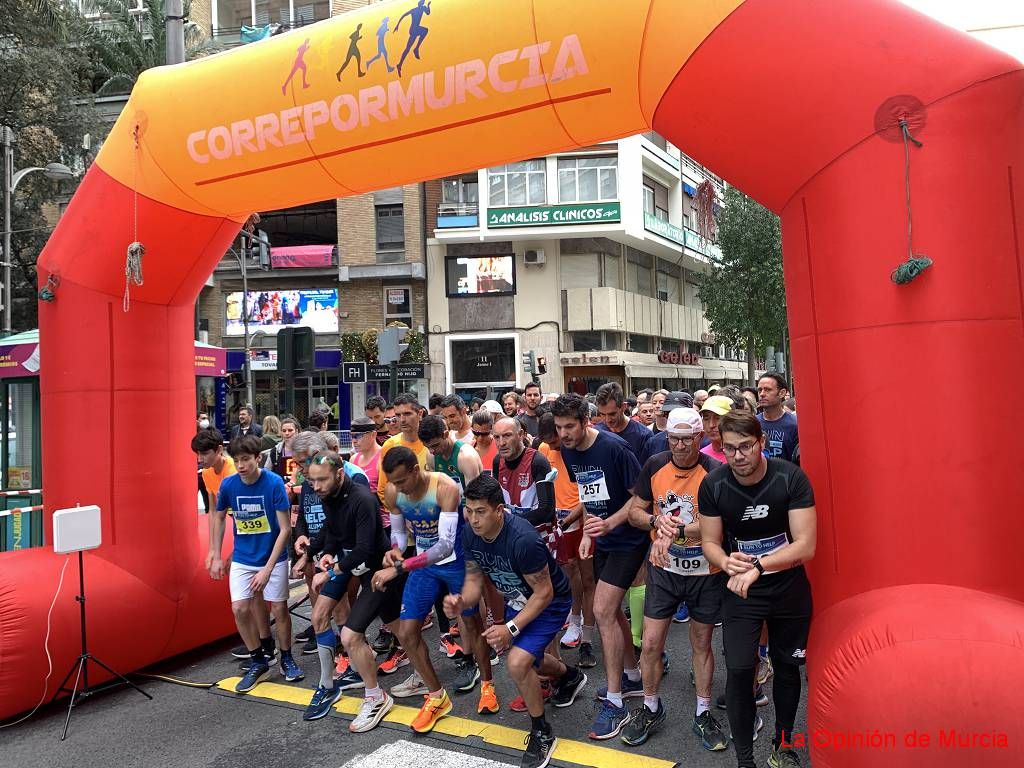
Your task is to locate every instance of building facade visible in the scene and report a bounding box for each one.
[425,133,755,402]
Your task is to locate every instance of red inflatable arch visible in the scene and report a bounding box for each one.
[2,0,1022,763]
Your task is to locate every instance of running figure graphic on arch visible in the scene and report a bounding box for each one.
[335,23,365,81]
[281,38,312,95]
[365,17,395,73]
[395,0,431,77]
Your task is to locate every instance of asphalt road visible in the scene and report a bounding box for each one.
[2,606,810,768]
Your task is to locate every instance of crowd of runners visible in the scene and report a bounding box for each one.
[191,373,813,768]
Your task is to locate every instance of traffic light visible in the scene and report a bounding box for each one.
[276,326,315,376]
[378,326,410,364]
[536,355,548,375]
[277,327,295,373]
[521,350,536,375]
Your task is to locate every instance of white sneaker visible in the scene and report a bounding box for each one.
[349,693,394,733]
[559,622,581,649]
[391,670,428,698]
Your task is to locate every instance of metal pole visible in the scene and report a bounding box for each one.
[239,239,254,409]
[2,126,13,334]
[165,0,185,65]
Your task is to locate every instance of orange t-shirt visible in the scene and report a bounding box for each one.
[633,452,722,574]
[475,439,498,476]
[538,443,582,528]
[201,455,237,502]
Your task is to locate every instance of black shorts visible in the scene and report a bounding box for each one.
[645,567,725,625]
[721,567,812,670]
[593,545,647,590]
[345,571,406,635]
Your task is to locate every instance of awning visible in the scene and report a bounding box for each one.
[683,183,697,197]
[677,365,706,379]
[625,364,670,380]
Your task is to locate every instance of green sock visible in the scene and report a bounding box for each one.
[628,585,646,648]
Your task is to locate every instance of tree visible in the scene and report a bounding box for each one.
[85,0,219,95]
[695,185,787,385]
[1,2,99,330]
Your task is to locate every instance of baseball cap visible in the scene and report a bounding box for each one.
[481,399,504,415]
[665,407,704,436]
[661,391,694,411]
[700,395,733,416]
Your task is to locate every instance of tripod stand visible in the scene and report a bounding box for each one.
[51,550,152,740]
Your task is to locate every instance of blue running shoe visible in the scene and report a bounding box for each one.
[303,683,343,721]
[235,660,270,693]
[335,666,365,690]
[280,652,304,682]
[673,603,690,623]
[595,673,644,701]
[588,699,633,740]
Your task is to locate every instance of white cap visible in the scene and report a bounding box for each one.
[665,407,704,436]
[481,399,504,415]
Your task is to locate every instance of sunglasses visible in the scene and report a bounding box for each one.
[383,417,398,424]
[472,430,491,437]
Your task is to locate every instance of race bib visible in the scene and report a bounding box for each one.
[234,497,271,535]
[664,544,710,576]
[414,535,455,565]
[576,470,610,504]
[736,532,789,575]
[235,512,269,535]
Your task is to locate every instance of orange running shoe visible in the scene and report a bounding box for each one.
[335,653,350,676]
[411,690,452,733]
[477,680,499,714]
[438,632,464,659]
[378,647,410,675]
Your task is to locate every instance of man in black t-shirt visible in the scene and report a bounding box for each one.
[294,451,403,733]
[699,411,817,768]
[446,475,588,768]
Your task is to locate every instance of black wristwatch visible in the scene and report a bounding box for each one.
[752,557,765,575]
[648,514,657,530]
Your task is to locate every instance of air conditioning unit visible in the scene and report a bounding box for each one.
[702,345,714,358]
[524,248,546,265]
[657,290,669,302]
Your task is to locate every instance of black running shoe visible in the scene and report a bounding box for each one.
[577,641,597,669]
[295,625,315,642]
[452,657,480,693]
[620,701,666,746]
[521,727,557,768]
[693,709,728,751]
[371,626,396,655]
[551,668,588,708]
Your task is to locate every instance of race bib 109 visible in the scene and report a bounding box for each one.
[664,544,710,576]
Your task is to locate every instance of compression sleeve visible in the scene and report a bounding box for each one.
[389,512,407,551]
[402,510,458,571]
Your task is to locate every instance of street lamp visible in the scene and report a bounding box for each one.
[2,125,77,333]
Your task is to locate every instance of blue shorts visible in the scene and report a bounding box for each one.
[399,561,477,621]
[506,596,572,665]
[320,571,352,602]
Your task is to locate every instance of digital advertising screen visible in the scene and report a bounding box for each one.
[225,289,338,335]
[445,255,515,297]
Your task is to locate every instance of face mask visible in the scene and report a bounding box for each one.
[199,419,210,429]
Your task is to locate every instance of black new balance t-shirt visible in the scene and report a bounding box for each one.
[698,458,814,576]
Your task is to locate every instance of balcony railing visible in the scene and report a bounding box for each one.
[211,15,327,46]
[436,202,479,228]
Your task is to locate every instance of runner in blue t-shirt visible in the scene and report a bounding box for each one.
[211,434,302,692]
[594,382,653,461]
[551,394,643,741]
[447,475,589,768]
[756,373,799,462]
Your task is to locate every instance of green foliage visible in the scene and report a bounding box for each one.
[695,186,787,359]
[1,1,99,329]
[81,0,220,96]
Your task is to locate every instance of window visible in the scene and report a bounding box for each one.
[384,286,412,326]
[643,185,655,215]
[558,156,617,202]
[0,379,42,551]
[628,335,653,354]
[626,252,653,296]
[442,175,479,205]
[655,207,669,222]
[603,252,621,289]
[571,331,606,352]
[488,161,546,206]
[375,204,405,252]
[560,254,601,290]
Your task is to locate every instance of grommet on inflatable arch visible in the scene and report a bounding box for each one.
[1,1,1022,764]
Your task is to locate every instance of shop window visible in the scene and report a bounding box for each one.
[0,379,43,551]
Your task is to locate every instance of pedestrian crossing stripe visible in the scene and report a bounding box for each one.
[215,678,677,768]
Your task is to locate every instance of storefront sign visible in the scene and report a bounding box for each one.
[643,212,686,246]
[194,346,227,376]
[249,349,278,370]
[487,202,621,228]
[559,352,620,366]
[0,343,40,378]
[657,349,701,365]
[341,361,367,383]
[269,245,335,269]
[368,364,426,380]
